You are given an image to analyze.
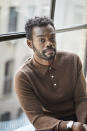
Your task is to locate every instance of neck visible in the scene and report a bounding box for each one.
[33,54,54,66]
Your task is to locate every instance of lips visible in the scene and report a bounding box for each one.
[45,49,55,55]
[42,48,56,55]
[46,49,54,53]
[44,48,55,52]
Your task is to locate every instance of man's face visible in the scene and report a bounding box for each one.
[32,24,56,60]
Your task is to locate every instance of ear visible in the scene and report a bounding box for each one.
[27,40,33,49]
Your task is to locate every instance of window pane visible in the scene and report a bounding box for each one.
[54,0,87,76]
[56,30,86,75]
[0,39,32,130]
[0,7,1,30]
[54,0,86,29]
[1,112,11,121]
[0,0,51,34]
[8,7,18,32]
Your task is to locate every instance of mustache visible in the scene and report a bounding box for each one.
[42,47,56,53]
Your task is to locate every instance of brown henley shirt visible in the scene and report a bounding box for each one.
[15,51,87,131]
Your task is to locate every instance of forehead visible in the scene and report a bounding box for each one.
[32,24,55,37]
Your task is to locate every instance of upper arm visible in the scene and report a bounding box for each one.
[74,55,86,104]
[15,71,43,122]
[73,55,87,123]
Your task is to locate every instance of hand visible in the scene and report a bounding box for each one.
[73,122,87,131]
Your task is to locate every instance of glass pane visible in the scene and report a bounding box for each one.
[56,29,87,76]
[0,39,34,130]
[54,0,86,29]
[8,7,18,32]
[0,0,51,34]
[0,7,1,31]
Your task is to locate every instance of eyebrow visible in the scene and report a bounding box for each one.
[36,33,55,37]
[36,35,46,37]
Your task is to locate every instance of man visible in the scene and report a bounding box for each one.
[15,17,87,131]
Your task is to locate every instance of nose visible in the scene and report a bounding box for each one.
[46,41,52,47]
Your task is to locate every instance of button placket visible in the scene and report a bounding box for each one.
[51,75,54,78]
[49,66,57,88]
[53,83,56,86]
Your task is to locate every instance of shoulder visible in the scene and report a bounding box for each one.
[57,51,78,58]
[15,57,33,80]
[56,51,80,62]
[14,58,34,92]
[55,51,82,69]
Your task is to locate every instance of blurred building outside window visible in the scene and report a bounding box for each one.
[0,1,51,130]
[28,6,36,18]
[0,7,1,31]
[73,5,85,24]
[54,0,87,73]
[1,112,11,121]
[8,7,18,32]
[3,60,14,95]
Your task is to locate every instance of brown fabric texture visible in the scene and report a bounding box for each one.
[14,51,87,130]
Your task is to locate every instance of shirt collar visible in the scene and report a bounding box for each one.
[32,55,56,75]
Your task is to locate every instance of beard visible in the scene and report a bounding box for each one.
[32,44,56,61]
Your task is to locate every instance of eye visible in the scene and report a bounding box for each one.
[50,37,55,42]
[39,38,45,43]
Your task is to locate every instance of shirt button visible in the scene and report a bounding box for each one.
[53,83,56,86]
[51,75,54,78]
[49,67,52,70]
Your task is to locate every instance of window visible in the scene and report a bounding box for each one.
[3,60,14,94]
[1,112,11,121]
[73,5,85,25]
[8,7,18,32]
[0,0,51,33]
[17,108,23,117]
[54,0,86,72]
[28,6,36,18]
[0,7,1,30]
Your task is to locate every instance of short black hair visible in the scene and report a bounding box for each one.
[25,16,55,40]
